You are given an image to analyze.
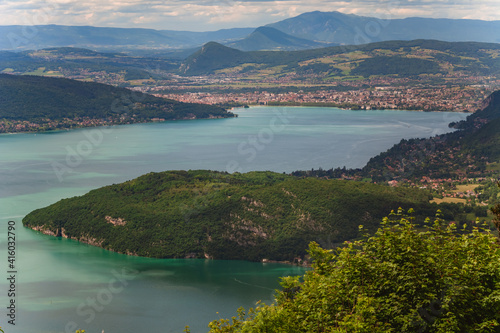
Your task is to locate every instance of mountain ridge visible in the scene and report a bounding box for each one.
[267,11,500,44]
[1,11,499,52]
[0,24,255,52]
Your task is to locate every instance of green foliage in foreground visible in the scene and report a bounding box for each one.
[208,210,500,332]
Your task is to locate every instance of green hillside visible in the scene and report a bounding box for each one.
[453,90,500,129]
[22,170,450,262]
[350,56,442,77]
[0,74,234,132]
[179,42,252,75]
[180,39,500,76]
[362,90,500,181]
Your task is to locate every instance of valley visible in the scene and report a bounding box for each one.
[2,39,499,117]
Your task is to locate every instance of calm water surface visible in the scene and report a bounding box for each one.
[0,106,467,332]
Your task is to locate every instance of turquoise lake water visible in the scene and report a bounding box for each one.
[0,106,467,332]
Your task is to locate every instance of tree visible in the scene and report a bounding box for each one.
[208,209,500,332]
[490,187,500,243]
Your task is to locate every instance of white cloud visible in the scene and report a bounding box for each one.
[0,0,498,31]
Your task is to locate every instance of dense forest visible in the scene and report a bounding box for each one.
[21,170,471,262]
[350,56,442,77]
[0,74,233,127]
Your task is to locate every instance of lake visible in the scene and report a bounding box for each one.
[0,106,467,332]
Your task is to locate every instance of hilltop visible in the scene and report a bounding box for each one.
[0,74,234,133]
[226,27,331,51]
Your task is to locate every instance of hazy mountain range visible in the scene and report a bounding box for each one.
[266,11,500,45]
[0,11,499,53]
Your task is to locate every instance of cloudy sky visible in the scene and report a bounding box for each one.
[0,0,499,31]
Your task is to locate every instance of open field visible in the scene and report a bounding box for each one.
[454,184,480,192]
[431,197,468,204]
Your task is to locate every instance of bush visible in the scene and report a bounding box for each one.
[208,209,500,332]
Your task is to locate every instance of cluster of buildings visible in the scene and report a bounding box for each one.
[155,86,491,112]
[0,117,117,133]
[0,120,41,133]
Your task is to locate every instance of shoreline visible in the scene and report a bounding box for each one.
[25,224,311,266]
[0,113,236,135]
[242,102,472,113]
[1,105,469,135]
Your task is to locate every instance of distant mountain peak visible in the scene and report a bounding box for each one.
[267,10,500,44]
[197,41,243,57]
[200,41,234,51]
[180,42,246,75]
[226,25,330,51]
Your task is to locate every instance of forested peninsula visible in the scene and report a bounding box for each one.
[0,74,234,133]
[23,170,455,262]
